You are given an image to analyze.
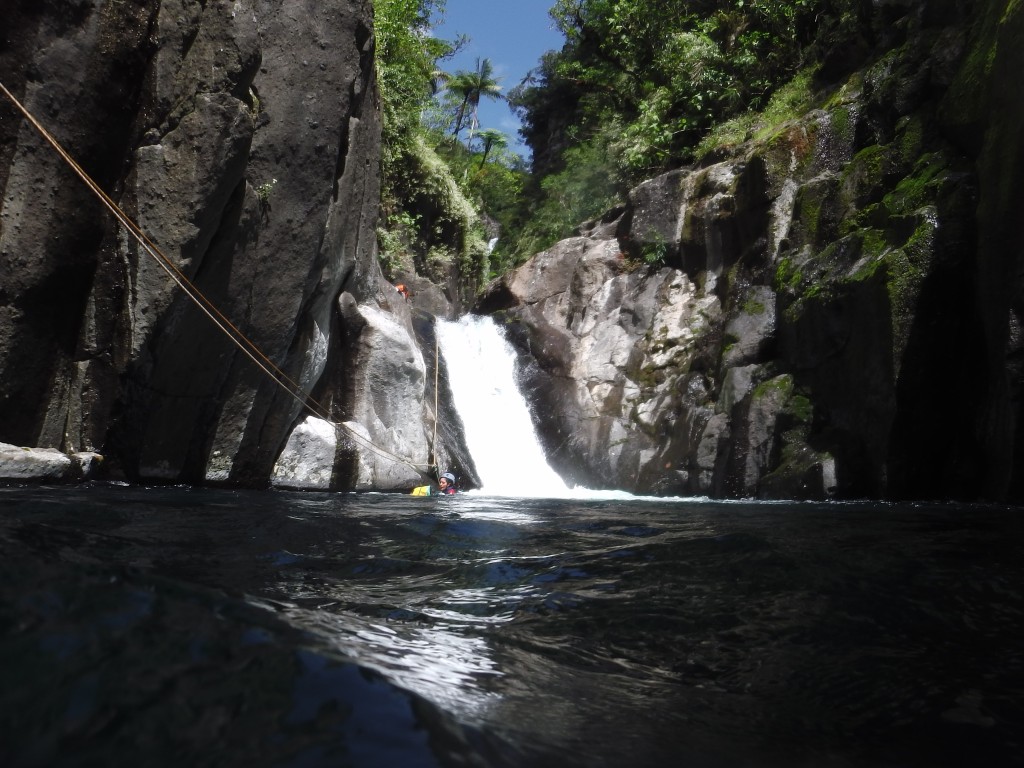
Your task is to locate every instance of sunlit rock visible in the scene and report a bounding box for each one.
[335,294,431,491]
[271,417,337,490]
[0,442,73,482]
[478,0,1024,501]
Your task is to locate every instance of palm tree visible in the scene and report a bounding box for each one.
[447,58,503,141]
[475,128,508,167]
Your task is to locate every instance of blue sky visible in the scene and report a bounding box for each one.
[432,0,565,157]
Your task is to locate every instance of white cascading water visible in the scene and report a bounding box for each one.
[436,315,573,497]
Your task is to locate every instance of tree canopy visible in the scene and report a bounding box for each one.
[447,58,504,139]
[516,0,828,177]
[501,0,870,262]
[374,0,873,282]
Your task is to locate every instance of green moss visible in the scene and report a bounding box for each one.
[794,187,823,241]
[849,144,885,178]
[840,227,891,281]
[825,102,857,150]
[895,114,925,165]
[839,144,886,213]
[774,257,802,291]
[848,242,888,282]
[782,298,807,325]
[741,298,766,315]
[753,374,794,400]
[787,394,814,424]
[839,201,884,238]
[941,22,998,131]
[861,226,891,258]
[884,212,935,320]
[823,71,865,112]
[697,67,819,158]
[883,152,947,215]
[770,259,802,294]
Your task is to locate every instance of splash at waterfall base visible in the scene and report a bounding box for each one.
[437,316,576,498]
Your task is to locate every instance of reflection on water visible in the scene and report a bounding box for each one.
[1,486,1023,767]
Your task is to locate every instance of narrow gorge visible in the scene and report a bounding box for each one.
[2,0,1022,502]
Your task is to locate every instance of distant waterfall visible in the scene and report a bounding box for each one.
[436,315,571,497]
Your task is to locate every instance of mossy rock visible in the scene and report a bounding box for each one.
[788,175,844,250]
[759,438,837,500]
[939,0,1002,152]
[752,373,795,402]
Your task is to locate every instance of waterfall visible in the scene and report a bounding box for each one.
[436,315,572,497]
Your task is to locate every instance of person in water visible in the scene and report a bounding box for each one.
[411,472,457,496]
[437,472,457,494]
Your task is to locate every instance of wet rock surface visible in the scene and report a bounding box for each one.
[479,0,1024,501]
[0,1,472,490]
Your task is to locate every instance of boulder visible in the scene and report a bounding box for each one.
[271,417,337,491]
[0,442,73,482]
[333,293,433,491]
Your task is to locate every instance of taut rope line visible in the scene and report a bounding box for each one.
[432,326,440,476]
[0,79,432,472]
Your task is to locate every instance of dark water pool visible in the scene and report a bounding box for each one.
[1,486,1022,767]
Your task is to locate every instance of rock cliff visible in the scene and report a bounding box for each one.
[0,0,474,490]
[5,0,1022,501]
[478,0,1024,502]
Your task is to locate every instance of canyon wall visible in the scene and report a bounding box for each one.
[479,0,1024,501]
[0,0,473,490]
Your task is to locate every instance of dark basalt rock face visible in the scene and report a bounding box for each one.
[0,1,473,490]
[478,0,1024,502]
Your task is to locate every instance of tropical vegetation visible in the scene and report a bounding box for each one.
[374,0,525,290]
[374,0,871,284]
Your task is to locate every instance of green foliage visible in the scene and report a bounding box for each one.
[774,256,802,291]
[374,0,875,294]
[474,128,508,167]
[642,239,669,266]
[371,0,890,300]
[491,0,876,273]
[753,373,795,401]
[528,0,824,178]
[374,0,530,294]
[376,210,420,279]
[741,297,766,315]
[255,178,277,204]
[697,67,818,157]
[500,127,624,263]
[375,0,451,210]
[445,58,504,138]
[374,0,449,134]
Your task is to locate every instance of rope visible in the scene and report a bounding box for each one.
[432,326,440,474]
[0,79,433,473]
